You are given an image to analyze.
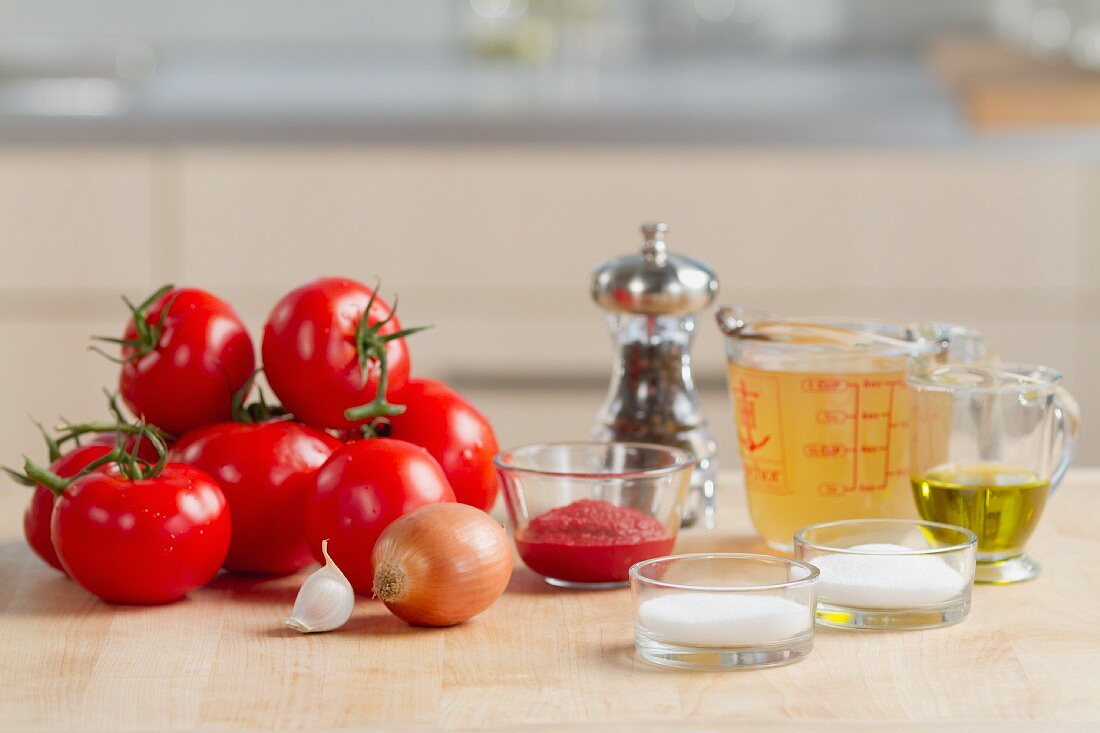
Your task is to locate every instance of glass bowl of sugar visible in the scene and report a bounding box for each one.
[629,553,819,670]
[794,519,977,631]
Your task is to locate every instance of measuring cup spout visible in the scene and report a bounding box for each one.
[716,306,758,337]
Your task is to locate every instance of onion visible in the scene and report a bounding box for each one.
[371,502,513,627]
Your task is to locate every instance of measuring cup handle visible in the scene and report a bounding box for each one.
[1050,386,1081,491]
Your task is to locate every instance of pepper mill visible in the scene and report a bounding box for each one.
[590,222,719,527]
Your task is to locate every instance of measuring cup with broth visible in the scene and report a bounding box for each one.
[907,362,1079,583]
[716,307,985,551]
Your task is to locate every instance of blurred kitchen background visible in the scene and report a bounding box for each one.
[1,0,1098,470]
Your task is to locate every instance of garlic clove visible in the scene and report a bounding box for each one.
[285,539,354,633]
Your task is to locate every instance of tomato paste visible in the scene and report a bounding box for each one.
[515,499,675,584]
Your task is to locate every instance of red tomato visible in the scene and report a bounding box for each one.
[170,421,342,574]
[23,433,162,573]
[305,438,455,593]
[52,463,230,605]
[25,443,110,573]
[387,378,500,511]
[262,278,411,430]
[114,287,255,436]
[25,485,64,571]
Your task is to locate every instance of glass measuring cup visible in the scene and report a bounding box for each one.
[907,362,1079,583]
[716,307,985,551]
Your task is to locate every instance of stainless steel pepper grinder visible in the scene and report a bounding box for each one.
[590,222,719,527]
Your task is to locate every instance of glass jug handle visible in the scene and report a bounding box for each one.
[1050,386,1081,491]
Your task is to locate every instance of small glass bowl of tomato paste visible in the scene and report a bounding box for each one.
[494,442,695,589]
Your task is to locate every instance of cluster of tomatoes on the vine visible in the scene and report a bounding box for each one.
[8,277,499,604]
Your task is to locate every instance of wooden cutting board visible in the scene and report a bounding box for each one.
[927,36,1100,129]
[2,470,1098,731]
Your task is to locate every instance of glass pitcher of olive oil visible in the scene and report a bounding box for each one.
[907,362,1080,583]
[716,307,986,551]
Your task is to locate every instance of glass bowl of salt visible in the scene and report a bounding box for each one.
[794,519,977,631]
[629,553,819,670]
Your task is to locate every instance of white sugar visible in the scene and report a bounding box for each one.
[637,593,812,647]
[812,543,967,609]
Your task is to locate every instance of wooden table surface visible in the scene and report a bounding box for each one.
[3,470,1099,732]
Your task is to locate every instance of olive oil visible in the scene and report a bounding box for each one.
[911,463,1049,557]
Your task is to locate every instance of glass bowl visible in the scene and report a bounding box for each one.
[794,519,978,631]
[494,442,694,589]
[629,553,819,670]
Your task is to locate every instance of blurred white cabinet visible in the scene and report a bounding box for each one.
[0,145,1094,465]
[0,149,157,291]
[171,147,1086,375]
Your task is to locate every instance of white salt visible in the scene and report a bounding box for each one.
[637,593,812,647]
[811,543,967,609]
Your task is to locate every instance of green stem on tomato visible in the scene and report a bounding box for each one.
[3,392,169,493]
[357,417,392,439]
[89,284,179,365]
[53,420,171,445]
[33,419,62,463]
[344,345,406,422]
[17,456,73,495]
[230,368,291,424]
[5,445,125,497]
[343,286,430,425]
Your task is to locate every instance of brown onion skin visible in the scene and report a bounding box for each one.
[371,502,512,627]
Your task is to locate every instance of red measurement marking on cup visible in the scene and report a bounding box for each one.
[800,378,847,393]
[803,443,848,458]
[818,482,855,496]
[734,368,908,499]
[734,379,772,453]
[882,382,895,488]
[810,377,906,497]
[732,373,789,495]
[816,410,851,425]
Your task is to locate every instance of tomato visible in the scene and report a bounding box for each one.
[52,463,231,605]
[26,485,65,571]
[23,433,161,573]
[305,438,455,593]
[24,443,110,573]
[108,287,255,436]
[262,278,412,430]
[170,421,342,574]
[387,378,500,511]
